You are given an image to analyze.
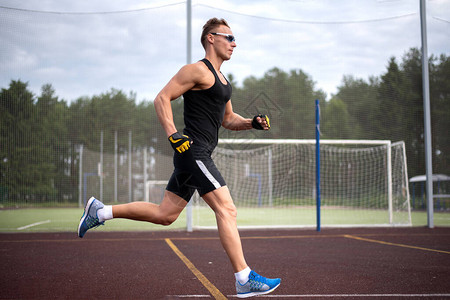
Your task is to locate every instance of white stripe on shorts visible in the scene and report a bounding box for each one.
[196,160,221,189]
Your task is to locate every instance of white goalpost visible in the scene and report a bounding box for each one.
[186,139,411,230]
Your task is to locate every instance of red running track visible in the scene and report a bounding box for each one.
[1,227,450,299]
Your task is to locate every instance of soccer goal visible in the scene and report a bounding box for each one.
[188,139,411,230]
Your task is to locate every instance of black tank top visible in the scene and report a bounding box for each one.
[183,59,232,153]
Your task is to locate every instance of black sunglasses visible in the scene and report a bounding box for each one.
[210,32,235,43]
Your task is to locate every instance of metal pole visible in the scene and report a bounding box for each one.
[420,0,434,228]
[187,0,192,65]
[387,141,393,224]
[144,147,148,202]
[186,0,193,232]
[78,144,83,208]
[128,131,132,203]
[315,99,321,232]
[114,130,118,202]
[401,141,412,225]
[268,148,273,206]
[100,130,103,201]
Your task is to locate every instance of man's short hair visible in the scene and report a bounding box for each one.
[201,18,230,49]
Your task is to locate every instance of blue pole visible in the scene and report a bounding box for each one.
[315,99,321,231]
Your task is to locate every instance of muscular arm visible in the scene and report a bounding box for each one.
[154,63,206,137]
[221,101,253,131]
[222,101,270,131]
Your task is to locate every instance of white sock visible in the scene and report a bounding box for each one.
[98,205,113,222]
[235,267,251,284]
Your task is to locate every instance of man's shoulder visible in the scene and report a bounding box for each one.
[177,60,211,85]
[181,60,208,74]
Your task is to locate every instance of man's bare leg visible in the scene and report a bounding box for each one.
[201,187,282,297]
[78,192,186,237]
[202,186,248,273]
[112,191,187,225]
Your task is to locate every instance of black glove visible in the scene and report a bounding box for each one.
[168,132,192,153]
[251,114,270,130]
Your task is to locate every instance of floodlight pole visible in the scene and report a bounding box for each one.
[100,130,103,201]
[128,131,132,203]
[78,144,83,208]
[114,130,118,202]
[315,100,321,232]
[420,0,434,228]
[186,0,193,232]
[187,0,192,66]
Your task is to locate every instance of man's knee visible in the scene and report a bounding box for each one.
[217,202,237,219]
[158,213,177,226]
[228,203,237,219]
[156,191,186,226]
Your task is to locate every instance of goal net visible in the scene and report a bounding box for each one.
[189,139,411,229]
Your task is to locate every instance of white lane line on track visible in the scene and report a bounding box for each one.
[229,294,450,298]
[170,294,450,298]
[17,220,51,230]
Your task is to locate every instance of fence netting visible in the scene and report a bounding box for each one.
[0,1,449,212]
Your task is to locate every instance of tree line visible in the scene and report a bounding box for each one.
[1,48,449,203]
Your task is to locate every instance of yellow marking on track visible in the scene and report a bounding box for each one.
[165,238,227,300]
[344,234,450,254]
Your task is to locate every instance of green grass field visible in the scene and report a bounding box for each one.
[0,206,449,233]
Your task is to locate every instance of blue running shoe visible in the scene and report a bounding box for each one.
[236,270,281,298]
[77,197,105,238]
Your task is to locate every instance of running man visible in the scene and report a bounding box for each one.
[78,17,281,298]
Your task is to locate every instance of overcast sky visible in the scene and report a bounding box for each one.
[0,0,449,102]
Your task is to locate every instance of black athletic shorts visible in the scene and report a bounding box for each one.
[166,144,226,201]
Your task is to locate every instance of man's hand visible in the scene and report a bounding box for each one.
[168,132,192,153]
[251,114,270,130]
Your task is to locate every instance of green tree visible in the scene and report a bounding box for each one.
[230,67,326,140]
[321,98,353,139]
[431,54,450,175]
[68,89,138,152]
[331,48,450,177]
[374,57,409,141]
[332,75,379,139]
[0,80,55,200]
[2,47,449,204]
[36,84,71,200]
